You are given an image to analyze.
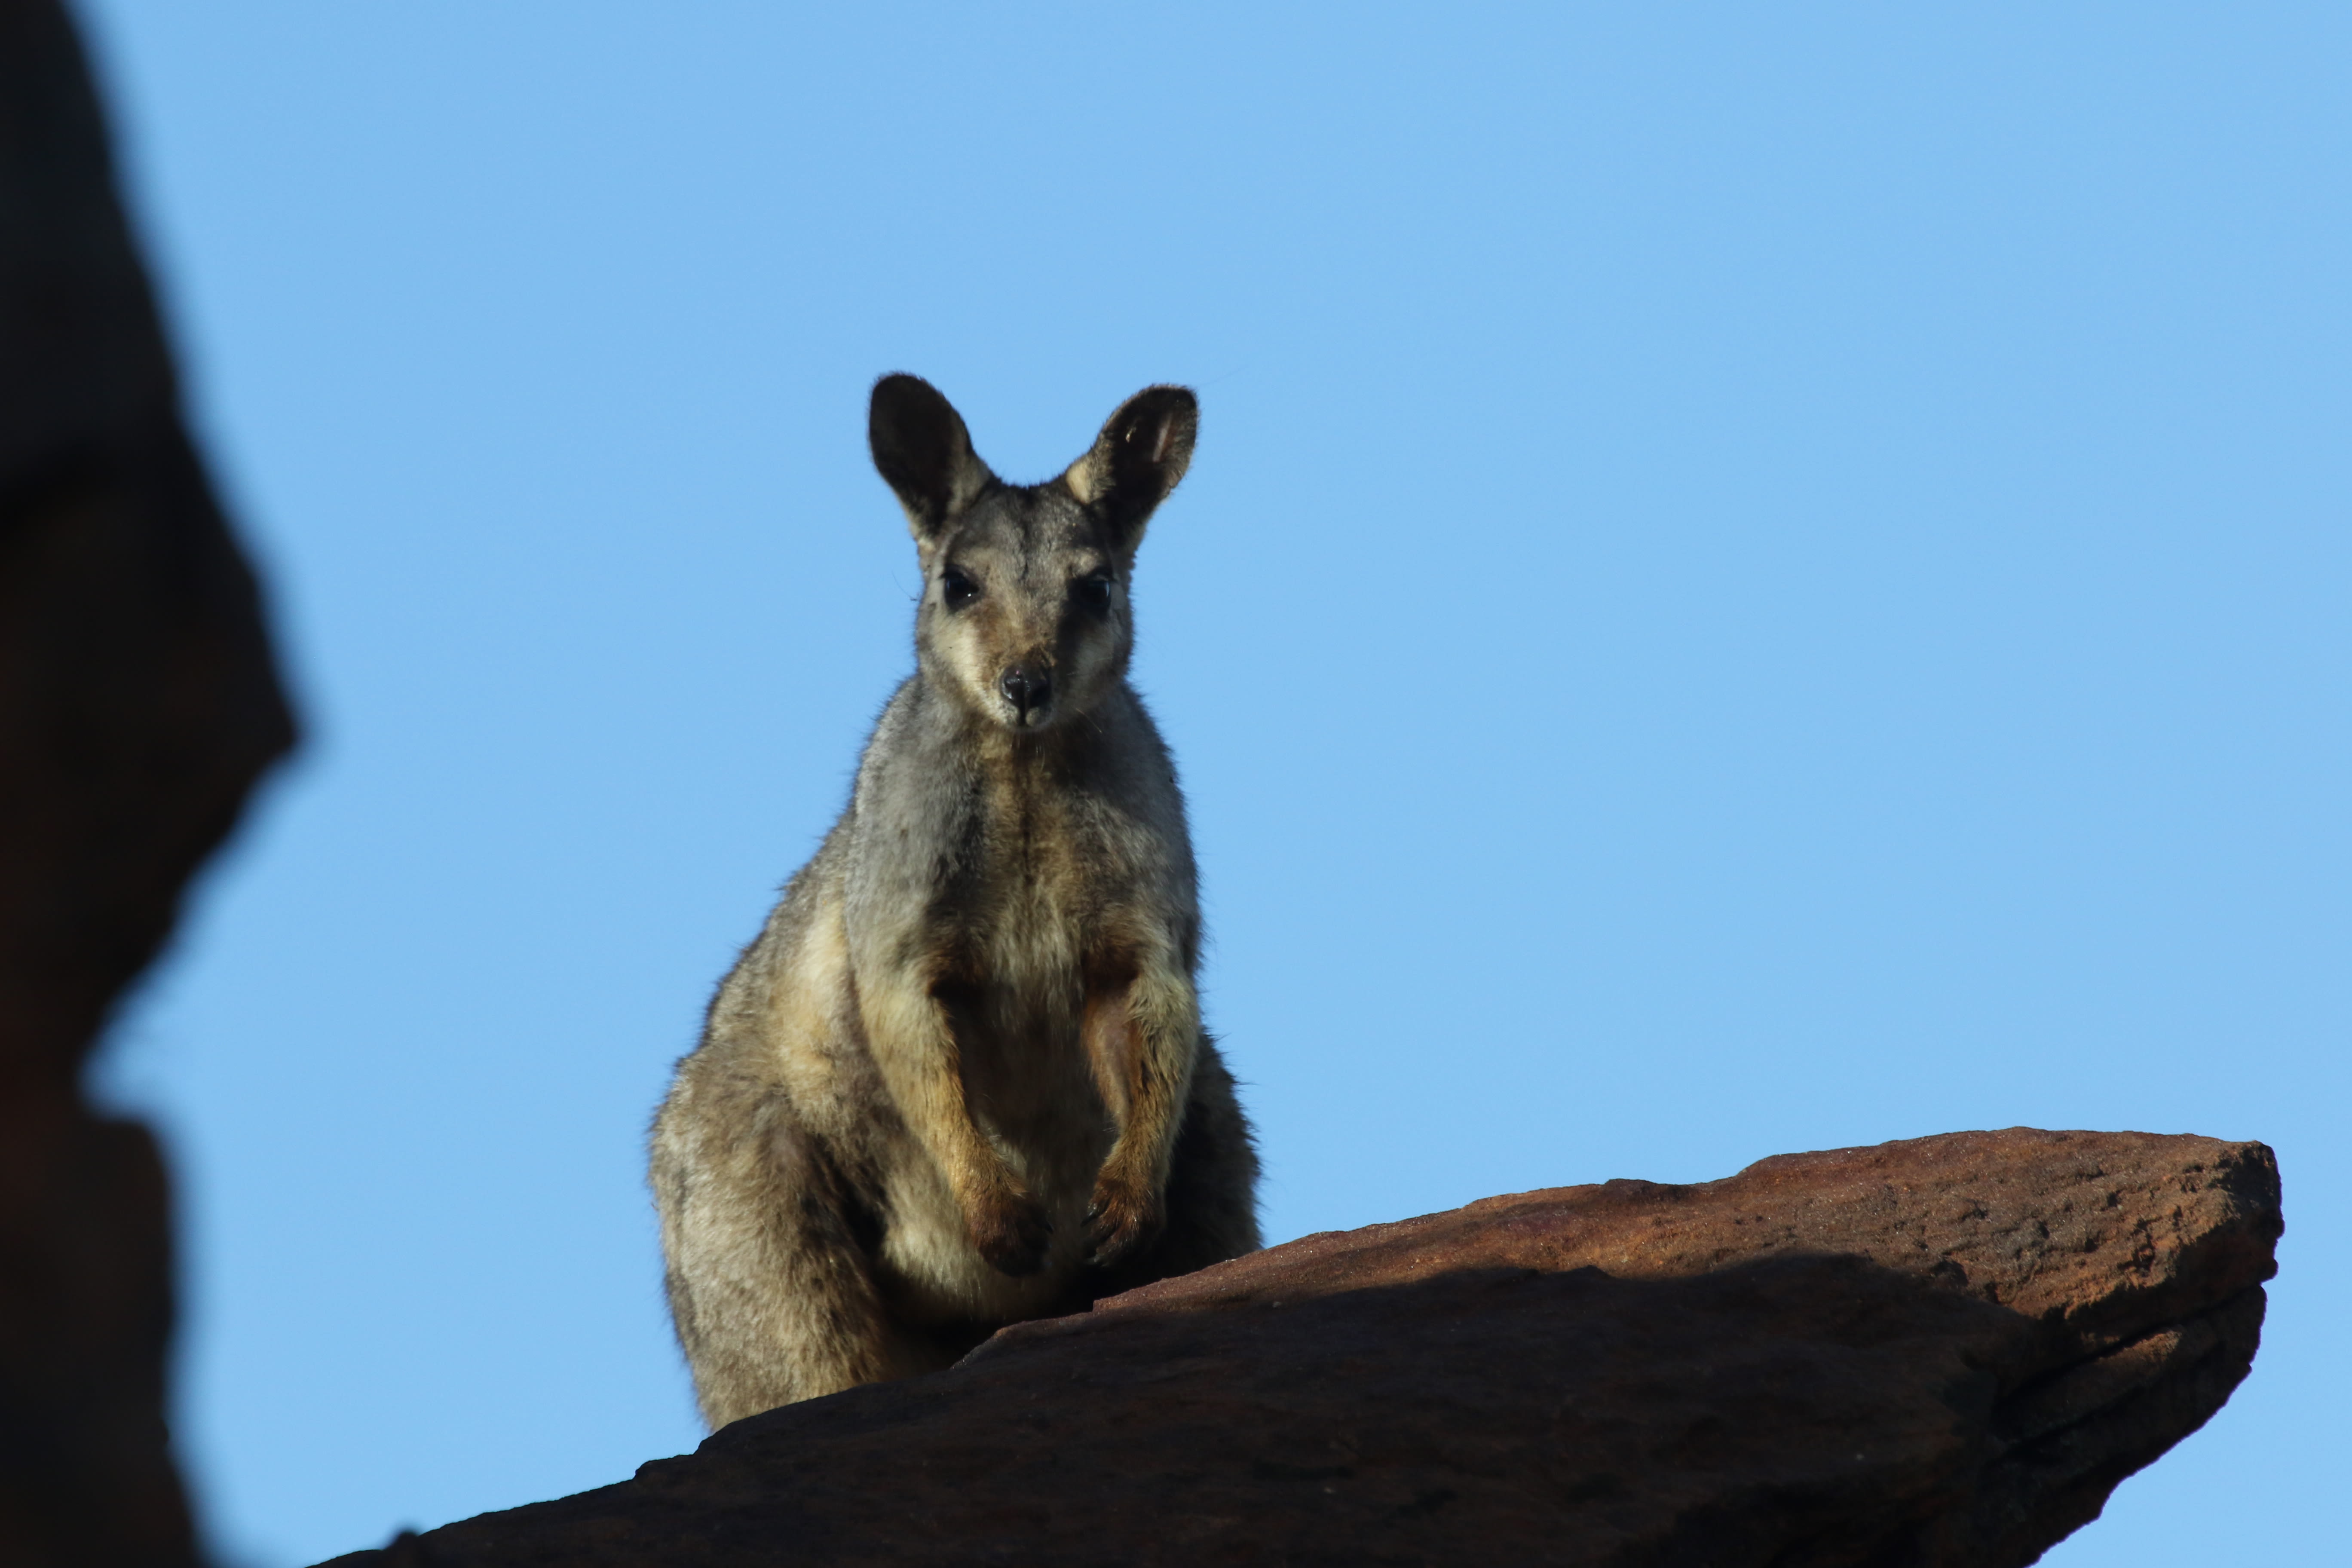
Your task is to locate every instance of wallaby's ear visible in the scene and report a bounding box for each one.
[1061,386,1198,548]
[870,374,995,540]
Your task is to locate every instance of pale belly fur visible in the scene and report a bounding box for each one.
[785,884,1114,1325]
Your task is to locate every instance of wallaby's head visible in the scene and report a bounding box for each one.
[870,374,1197,734]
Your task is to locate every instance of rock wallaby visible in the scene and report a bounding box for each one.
[651,376,1261,1428]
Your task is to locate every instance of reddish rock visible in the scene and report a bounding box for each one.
[0,3,297,1564]
[325,1128,2278,1568]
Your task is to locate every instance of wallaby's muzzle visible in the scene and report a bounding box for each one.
[998,664,1054,726]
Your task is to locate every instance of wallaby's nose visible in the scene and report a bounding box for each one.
[998,666,1052,720]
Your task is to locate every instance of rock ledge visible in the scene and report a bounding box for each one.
[328,1127,2280,1568]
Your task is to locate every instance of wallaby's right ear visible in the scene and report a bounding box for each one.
[869,374,994,541]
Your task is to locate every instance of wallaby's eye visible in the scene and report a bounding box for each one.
[1074,573,1115,616]
[940,567,980,610]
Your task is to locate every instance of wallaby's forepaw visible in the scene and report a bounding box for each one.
[970,1188,1054,1277]
[1084,1173,1163,1268]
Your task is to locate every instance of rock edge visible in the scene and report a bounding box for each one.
[325,1127,2280,1568]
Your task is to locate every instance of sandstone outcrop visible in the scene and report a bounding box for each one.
[327,1128,2278,1568]
[0,4,297,1564]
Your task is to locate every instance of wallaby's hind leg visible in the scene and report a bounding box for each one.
[652,1091,918,1428]
[1093,1038,1261,1297]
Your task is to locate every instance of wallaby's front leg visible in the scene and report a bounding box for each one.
[1081,953,1200,1266]
[861,975,1053,1275]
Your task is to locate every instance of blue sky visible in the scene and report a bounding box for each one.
[79,4,2346,1563]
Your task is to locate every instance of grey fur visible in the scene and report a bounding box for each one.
[650,376,1260,1429]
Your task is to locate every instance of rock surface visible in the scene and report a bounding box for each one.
[0,3,297,1565]
[327,1128,2278,1568]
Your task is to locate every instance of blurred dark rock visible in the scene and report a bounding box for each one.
[0,3,297,1565]
[322,1128,2278,1568]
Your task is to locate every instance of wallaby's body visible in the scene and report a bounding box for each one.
[651,376,1259,1428]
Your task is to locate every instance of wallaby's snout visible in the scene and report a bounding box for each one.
[998,664,1054,726]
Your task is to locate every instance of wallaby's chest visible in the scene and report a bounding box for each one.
[846,689,1179,995]
[947,769,1110,984]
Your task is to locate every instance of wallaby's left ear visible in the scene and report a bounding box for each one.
[1062,386,1198,548]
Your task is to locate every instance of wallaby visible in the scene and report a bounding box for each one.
[650,375,1261,1428]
